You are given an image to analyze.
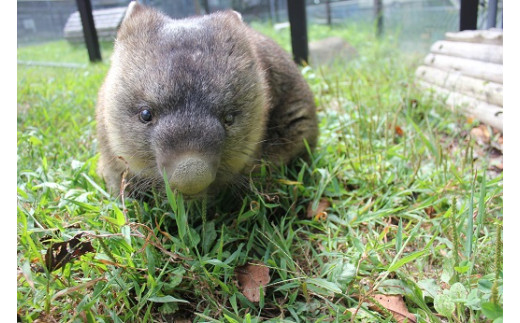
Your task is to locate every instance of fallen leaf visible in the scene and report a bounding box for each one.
[424,206,435,218]
[380,225,391,242]
[493,163,503,171]
[306,198,330,220]
[395,125,404,137]
[44,233,95,272]
[470,125,490,145]
[235,261,270,302]
[489,157,503,172]
[369,294,417,323]
[20,263,36,292]
[315,212,328,222]
[34,313,59,323]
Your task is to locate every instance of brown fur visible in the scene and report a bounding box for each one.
[96,2,318,197]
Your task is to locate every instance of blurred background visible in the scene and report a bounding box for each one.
[17,0,503,55]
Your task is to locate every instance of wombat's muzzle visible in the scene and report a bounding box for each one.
[154,113,224,195]
[160,154,218,196]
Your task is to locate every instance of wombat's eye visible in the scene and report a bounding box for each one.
[139,109,153,123]
[223,113,235,126]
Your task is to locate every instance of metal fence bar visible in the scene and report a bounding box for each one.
[374,0,383,37]
[287,0,309,65]
[459,0,478,31]
[76,0,101,62]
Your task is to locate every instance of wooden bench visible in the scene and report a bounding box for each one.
[64,6,127,43]
[415,29,503,131]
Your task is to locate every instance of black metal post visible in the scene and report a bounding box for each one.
[460,0,479,31]
[374,0,383,38]
[76,0,101,62]
[287,0,309,65]
[326,0,332,26]
[201,0,210,14]
[486,0,498,29]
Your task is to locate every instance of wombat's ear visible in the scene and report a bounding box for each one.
[117,1,167,41]
[122,1,145,24]
[231,10,243,22]
[213,10,243,23]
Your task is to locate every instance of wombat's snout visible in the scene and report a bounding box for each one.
[161,154,217,196]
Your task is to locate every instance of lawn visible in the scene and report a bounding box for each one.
[17,22,503,322]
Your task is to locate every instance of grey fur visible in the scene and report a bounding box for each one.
[96,3,318,197]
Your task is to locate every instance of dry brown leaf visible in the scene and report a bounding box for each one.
[369,294,417,323]
[470,125,491,145]
[380,225,391,242]
[235,261,270,302]
[489,156,503,172]
[34,313,59,323]
[44,233,95,272]
[395,125,404,137]
[424,206,436,218]
[306,198,330,220]
[19,268,36,292]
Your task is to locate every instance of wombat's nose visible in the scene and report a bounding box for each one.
[166,155,216,195]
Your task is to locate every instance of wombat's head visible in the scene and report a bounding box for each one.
[101,2,268,196]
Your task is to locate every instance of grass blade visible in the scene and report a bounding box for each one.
[465,173,476,259]
[476,171,487,236]
[163,170,177,211]
[396,217,403,252]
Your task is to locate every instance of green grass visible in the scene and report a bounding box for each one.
[17,23,503,322]
[17,41,114,64]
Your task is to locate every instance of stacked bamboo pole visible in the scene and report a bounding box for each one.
[415,29,503,131]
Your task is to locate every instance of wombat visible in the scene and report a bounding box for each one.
[96,2,318,197]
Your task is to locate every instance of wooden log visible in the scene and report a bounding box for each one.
[424,53,502,84]
[430,40,502,64]
[418,80,503,131]
[445,29,503,45]
[415,65,503,106]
